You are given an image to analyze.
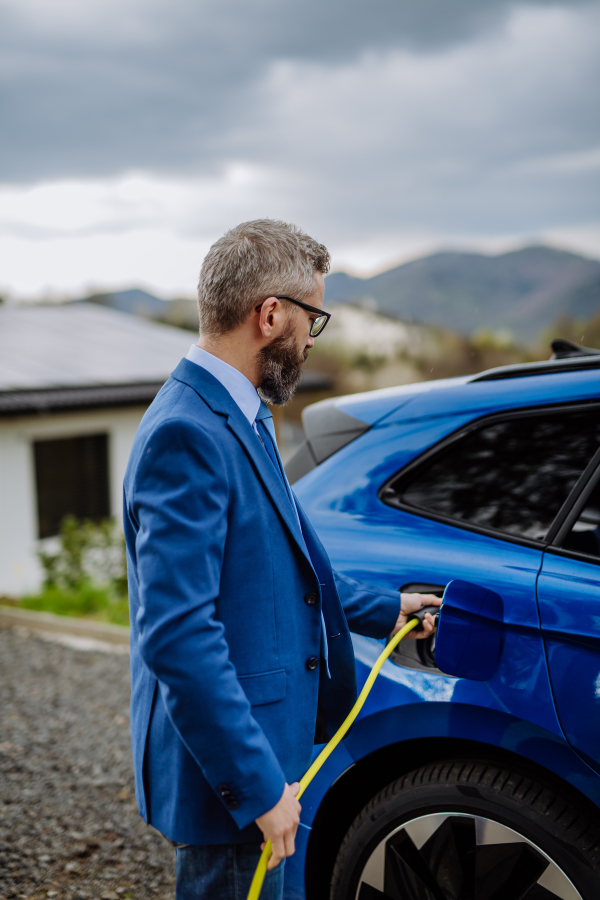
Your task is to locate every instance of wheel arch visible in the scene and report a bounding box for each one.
[304,732,600,900]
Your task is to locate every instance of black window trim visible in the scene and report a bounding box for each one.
[378,399,600,552]
[545,443,600,545]
[544,461,600,567]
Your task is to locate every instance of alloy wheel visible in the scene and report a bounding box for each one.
[356,812,582,900]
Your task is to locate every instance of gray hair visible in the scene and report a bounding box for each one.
[197,219,330,336]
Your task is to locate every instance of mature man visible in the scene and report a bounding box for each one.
[123,219,439,900]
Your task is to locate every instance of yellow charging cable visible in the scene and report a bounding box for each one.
[246,617,420,900]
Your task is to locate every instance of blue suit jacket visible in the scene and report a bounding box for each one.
[123,359,400,844]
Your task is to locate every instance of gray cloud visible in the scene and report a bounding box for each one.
[0,0,595,181]
[0,0,598,277]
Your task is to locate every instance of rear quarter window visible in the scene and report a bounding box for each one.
[381,407,600,542]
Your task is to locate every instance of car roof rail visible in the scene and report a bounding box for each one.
[471,338,600,382]
[550,338,600,359]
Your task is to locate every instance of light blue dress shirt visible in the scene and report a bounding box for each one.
[186,344,330,675]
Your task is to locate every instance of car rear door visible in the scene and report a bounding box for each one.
[372,403,600,716]
[537,454,600,774]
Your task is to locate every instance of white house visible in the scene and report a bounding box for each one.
[0,302,331,596]
[0,303,199,596]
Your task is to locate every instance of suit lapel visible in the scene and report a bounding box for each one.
[225,407,311,559]
[295,499,350,640]
[295,501,331,582]
[171,359,312,566]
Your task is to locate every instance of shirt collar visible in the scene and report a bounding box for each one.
[186,344,261,427]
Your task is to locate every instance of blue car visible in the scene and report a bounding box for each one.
[283,341,600,900]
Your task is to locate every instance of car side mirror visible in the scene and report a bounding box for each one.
[435,579,504,681]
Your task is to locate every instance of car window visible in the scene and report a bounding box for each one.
[382,408,600,541]
[561,477,600,559]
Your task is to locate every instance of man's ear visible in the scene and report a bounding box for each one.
[258,297,284,338]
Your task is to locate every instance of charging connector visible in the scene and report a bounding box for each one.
[410,605,441,632]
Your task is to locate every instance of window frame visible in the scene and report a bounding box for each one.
[378,400,600,551]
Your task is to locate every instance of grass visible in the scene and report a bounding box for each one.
[13,584,130,627]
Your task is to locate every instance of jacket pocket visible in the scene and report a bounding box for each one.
[238,668,287,706]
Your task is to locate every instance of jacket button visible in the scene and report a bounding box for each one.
[306,656,319,671]
[216,783,239,809]
[305,592,318,606]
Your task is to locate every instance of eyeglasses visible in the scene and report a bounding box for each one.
[254,295,331,337]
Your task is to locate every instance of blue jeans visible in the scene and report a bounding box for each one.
[175,843,285,900]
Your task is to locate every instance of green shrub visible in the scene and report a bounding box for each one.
[18,516,129,625]
[38,515,127,593]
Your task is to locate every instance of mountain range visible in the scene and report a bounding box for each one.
[75,288,170,318]
[325,246,600,340]
[77,246,600,342]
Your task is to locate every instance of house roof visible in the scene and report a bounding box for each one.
[0,302,332,416]
[0,302,196,392]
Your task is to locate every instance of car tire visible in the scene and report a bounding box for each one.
[330,759,600,900]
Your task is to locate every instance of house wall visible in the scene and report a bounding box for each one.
[0,405,148,596]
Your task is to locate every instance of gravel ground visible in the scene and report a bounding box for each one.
[0,626,175,900]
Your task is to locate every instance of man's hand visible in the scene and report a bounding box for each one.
[392,592,442,639]
[255,782,301,869]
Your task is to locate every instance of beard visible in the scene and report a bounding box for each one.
[257,322,308,406]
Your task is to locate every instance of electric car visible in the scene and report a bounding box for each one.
[283,340,600,900]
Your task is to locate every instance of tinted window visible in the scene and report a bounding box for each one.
[383,409,600,541]
[34,433,110,538]
[562,478,600,559]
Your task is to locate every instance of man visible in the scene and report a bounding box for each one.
[123,219,439,899]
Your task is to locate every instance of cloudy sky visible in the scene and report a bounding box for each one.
[1,0,599,298]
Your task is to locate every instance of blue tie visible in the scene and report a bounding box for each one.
[255,403,290,496]
[255,400,330,677]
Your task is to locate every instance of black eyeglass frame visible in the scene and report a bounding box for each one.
[254,295,331,337]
